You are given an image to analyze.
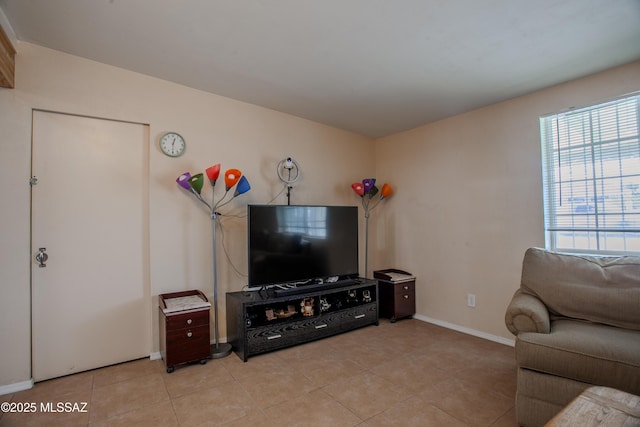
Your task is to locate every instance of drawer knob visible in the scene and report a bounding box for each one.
[187,331,193,338]
[404,295,409,299]
[354,314,365,319]
[187,319,193,325]
[267,334,282,340]
[403,285,409,290]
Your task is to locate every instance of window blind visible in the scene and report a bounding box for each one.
[540,93,640,254]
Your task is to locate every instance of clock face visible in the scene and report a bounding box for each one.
[159,132,186,157]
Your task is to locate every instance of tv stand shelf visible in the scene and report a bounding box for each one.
[226,278,378,361]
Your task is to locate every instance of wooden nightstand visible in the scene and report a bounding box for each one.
[374,269,415,322]
[159,290,211,373]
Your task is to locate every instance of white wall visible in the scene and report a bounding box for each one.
[0,42,374,389]
[374,60,640,340]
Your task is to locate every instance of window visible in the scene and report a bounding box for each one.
[278,206,327,238]
[540,93,640,254]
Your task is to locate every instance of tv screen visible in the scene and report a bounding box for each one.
[248,205,359,287]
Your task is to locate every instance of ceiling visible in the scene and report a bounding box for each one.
[1,0,639,138]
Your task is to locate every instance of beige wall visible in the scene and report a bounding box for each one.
[374,60,640,340]
[1,41,638,391]
[0,42,373,388]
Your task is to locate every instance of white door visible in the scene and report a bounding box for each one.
[31,110,150,381]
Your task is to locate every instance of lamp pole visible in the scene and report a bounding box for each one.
[211,211,232,358]
[364,210,370,278]
[351,179,393,279]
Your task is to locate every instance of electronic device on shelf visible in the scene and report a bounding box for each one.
[270,278,360,297]
[247,205,359,290]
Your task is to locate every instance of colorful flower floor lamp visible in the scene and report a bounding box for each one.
[351,179,393,278]
[177,165,250,358]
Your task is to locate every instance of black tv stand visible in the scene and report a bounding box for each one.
[226,278,378,361]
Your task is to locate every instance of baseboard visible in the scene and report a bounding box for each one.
[1,353,181,395]
[413,314,515,347]
[0,379,33,396]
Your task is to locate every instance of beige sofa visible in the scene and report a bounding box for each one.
[505,247,640,427]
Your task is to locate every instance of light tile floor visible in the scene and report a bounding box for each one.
[0,319,518,426]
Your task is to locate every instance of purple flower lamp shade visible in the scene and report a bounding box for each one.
[176,172,192,190]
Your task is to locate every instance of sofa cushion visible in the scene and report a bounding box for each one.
[520,247,640,331]
[516,319,640,394]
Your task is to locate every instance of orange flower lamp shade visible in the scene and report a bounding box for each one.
[224,169,242,191]
[380,183,393,199]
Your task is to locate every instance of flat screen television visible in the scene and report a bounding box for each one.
[248,205,359,287]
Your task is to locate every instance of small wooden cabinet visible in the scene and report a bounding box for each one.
[159,290,211,373]
[374,269,416,322]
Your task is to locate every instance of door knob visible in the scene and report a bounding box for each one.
[35,248,48,268]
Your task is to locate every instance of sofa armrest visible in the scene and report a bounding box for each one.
[505,289,550,335]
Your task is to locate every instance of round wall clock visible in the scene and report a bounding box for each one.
[159,132,186,157]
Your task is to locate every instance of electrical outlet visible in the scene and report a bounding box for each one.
[467,293,476,308]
